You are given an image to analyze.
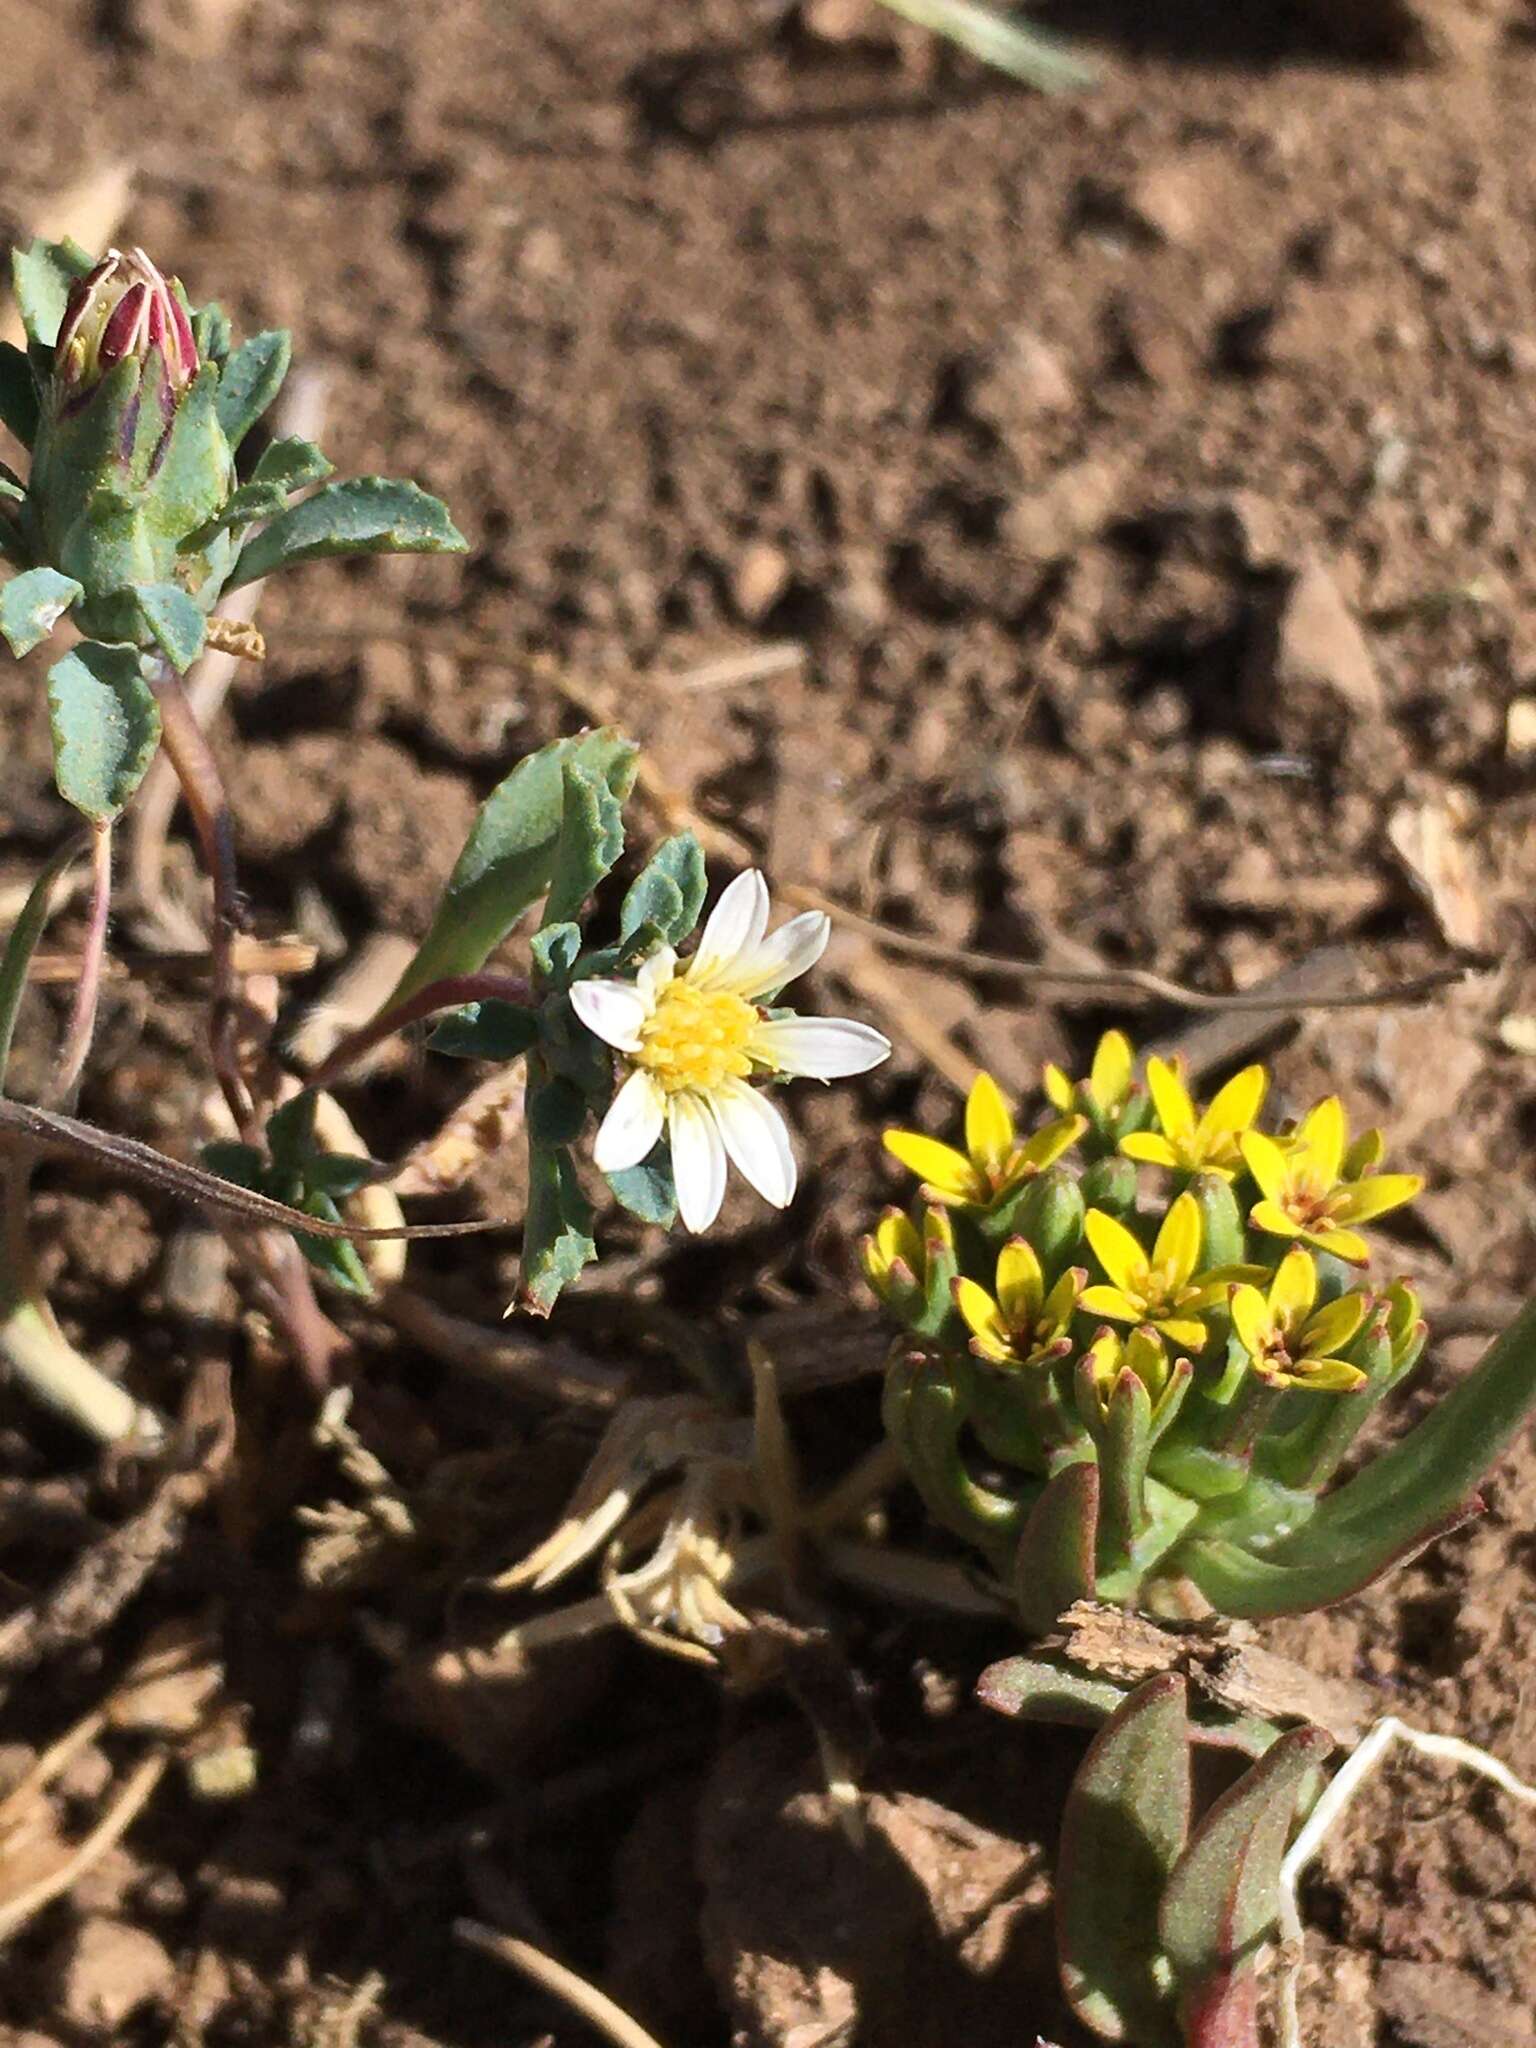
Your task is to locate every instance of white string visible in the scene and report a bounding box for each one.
[1276,1716,1536,2048]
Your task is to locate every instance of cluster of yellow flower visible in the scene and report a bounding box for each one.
[866,1033,1421,1404]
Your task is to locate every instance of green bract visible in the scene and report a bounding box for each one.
[0,238,466,819]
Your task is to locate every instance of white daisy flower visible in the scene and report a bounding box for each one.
[570,869,891,1233]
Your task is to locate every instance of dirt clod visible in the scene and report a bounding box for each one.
[45,1916,176,2036]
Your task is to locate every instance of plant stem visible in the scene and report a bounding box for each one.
[303,971,534,1094]
[47,820,113,1106]
[0,830,88,1092]
[145,659,253,1135]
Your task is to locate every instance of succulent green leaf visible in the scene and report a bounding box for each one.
[604,1146,678,1226]
[213,329,292,453]
[225,475,465,591]
[46,642,161,822]
[388,730,639,1005]
[886,1356,1025,1554]
[978,1652,1128,1730]
[542,757,626,929]
[1159,1722,1332,2043]
[0,566,83,657]
[1181,1498,1480,1621]
[1057,1673,1189,2048]
[10,237,94,350]
[519,1121,597,1317]
[0,340,40,448]
[1187,1170,1245,1272]
[1077,1154,1139,1222]
[990,1160,1086,1272]
[427,1000,542,1061]
[133,581,207,673]
[620,831,707,948]
[1100,1368,1154,1563]
[1012,1457,1099,1633]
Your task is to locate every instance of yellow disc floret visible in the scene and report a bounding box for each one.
[633,980,759,1096]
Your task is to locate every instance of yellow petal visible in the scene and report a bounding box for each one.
[1302,1291,1368,1359]
[883,1130,985,1203]
[1017,1112,1088,1174]
[1297,1096,1346,1186]
[965,1071,1014,1179]
[1154,1314,1210,1351]
[1043,1063,1075,1114]
[1285,1356,1367,1392]
[1198,1064,1268,1143]
[1090,1030,1134,1113]
[1152,1191,1202,1288]
[923,1206,956,1255]
[1305,1224,1370,1265]
[1249,1197,1302,1242]
[1080,1284,1141,1326]
[1042,1265,1087,1333]
[1120,1132,1182,1169]
[996,1237,1045,1330]
[1084,1209,1148,1296]
[1240,1130,1290,1204]
[1268,1246,1317,1328]
[955,1278,1013,1360]
[1146,1056,1196,1140]
[875,1208,924,1275]
[1229,1284,1273,1360]
[1333,1174,1423,1225]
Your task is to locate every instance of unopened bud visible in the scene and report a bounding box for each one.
[55,246,198,405]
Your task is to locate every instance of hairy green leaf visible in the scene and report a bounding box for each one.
[389,730,638,1005]
[134,582,207,673]
[0,339,40,448]
[251,435,334,491]
[226,475,465,591]
[0,566,83,658]
[213,329,292,453]
[620,831,707,948]
[47,642,161,821]
[542,757,625,928]
[1057,1674,1188,2047]
[10,237,94,350]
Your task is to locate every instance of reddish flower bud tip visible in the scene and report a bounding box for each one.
[99,282,150,367]
[49,246,199,404]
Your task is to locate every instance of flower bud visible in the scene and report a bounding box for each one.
[53,248,198,407]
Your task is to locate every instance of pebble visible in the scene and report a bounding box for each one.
[46,1916,176,2036]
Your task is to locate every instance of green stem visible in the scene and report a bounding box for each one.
[0,830,88,1092]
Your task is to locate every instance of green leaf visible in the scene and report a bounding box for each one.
[213,329,292,453]
[0,340,40,448]
[519,1122,596,1317]
[527,1075,587,1147]
[294,1188,373,1297]
[133,582,207,673]
[46,642,161,822]
[10,237,94,350]
[543,757,626,929]
[0,833,85,1094]
[265,1090,319,1171]
[225,475,466,592]
[0,567,83,658]
[200,1141,268,1188]
[388,730,639,1006]
[1057,1674,1189,2048]
[428,1000,542,1061]
[1159,1722,1332,2045]
[251,434,334,491]
[1100,1368,1154,1563]
[605,1146,678,1226]
[180,479,289,551]
[192,301,232,364]
[532,922,583,988]
[180,437,337,551]
[620,831,707,947]
[1012,1458,1099,1634]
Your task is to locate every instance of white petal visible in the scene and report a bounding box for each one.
[668,1092,728,1232]
[635,945,678,1004]
[751,1016,892,1080]
[569,978,650,1052]
[711,1079,797,1209]
[592,1069,666,1173]
[709,911,830,1000]
[688,869,770,989]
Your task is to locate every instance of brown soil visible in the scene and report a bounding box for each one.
[5,1,1536,2043]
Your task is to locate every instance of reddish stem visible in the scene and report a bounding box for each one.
[47,820,113,1106]
[303,970,534,1094]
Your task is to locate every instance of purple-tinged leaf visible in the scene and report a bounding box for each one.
[1013,1457,1098,1634]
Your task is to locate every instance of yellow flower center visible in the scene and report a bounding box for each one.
[634,979,759,1096]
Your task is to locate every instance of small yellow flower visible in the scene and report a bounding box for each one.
[1044,1029,1135,1122]
[954,1237,1083,1368]
[1079,1191,1226,1350]
[862,1204,952,1305]
[1240,1096,1422,1264]
[885,1070,1085,1211]
[1080,1323,1183,1422]
[1119,1057,1268,1179]
[1228,1248,1371,1391]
